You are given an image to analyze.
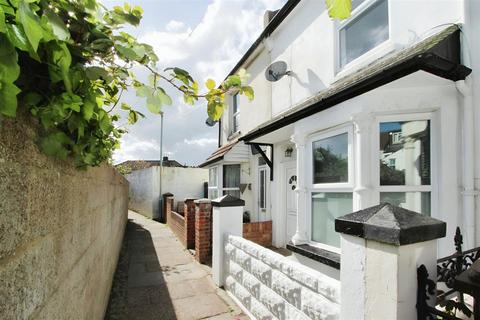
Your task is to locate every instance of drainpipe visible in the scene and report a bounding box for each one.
[456,79,477,248]
[158,112,164,220]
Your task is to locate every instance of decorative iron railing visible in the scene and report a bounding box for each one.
[417,227,480,320]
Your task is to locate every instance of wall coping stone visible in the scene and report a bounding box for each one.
[286,242,340,270]
[194,198,211,204]
[211,194,245,207]
[335,203,446,245]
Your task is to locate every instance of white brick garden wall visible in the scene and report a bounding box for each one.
[224,235,340,320]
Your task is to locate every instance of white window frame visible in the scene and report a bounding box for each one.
[306,125,355,253]
[372,113,436,216]
[208,166,219,199]
[335,0,392,75]
[230,93,240,135]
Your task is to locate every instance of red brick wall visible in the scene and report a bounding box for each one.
[195,200,212,264]
[184,199,196,249]
[166,196,187,247]
[243,221,272,247]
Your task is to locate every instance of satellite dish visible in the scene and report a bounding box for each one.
[205,117,216,127]
[265,61,291,82]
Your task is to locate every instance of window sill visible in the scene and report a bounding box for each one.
[228,131,241,141]
[286,242,340,270]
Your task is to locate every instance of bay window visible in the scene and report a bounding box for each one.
[338,0,389,69]
[309,127,353,249]
[378,118,431,215]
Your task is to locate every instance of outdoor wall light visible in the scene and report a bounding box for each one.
[285,146,293,158]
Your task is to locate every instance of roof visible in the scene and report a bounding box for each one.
[199,140,239,168]
[224,0,301,79]
[240,25,471,142]
[116,159,186,172]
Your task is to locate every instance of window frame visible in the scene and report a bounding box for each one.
[372,112,436,216]
[208,166,219,199]
[222,163,241,197]
[335,0,391,73]
[231,93,240,134]
[306,125,355,253]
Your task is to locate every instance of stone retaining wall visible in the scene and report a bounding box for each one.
[224,235,341,320]
[0,113,128,319]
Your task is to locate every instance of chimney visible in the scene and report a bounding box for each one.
[263,9,279,28]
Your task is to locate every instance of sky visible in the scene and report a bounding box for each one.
[102,0,287,166]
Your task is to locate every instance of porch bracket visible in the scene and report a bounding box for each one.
[249,143,274,181]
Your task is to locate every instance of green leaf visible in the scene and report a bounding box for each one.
[86,66,112,82]
[0,35,20,116]
[82,100,95,121]
[98,110,112,134]
[17,0,43,51]
[0,82,21,117]
[40,131,72,160]
[205,79,216,90]
[207,101,224,121]
[48,42,72,92]
[121,102,131,110]
[6,24,30,52]
[242,86,254,101]
[325,0,352,20]
[128,110,138,124]
[44,9,70,41]
[156,88,172,106]
[0,6,6,33]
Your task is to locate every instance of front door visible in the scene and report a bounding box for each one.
[285,163,297,244]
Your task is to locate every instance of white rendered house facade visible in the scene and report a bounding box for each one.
[201,0,480,277]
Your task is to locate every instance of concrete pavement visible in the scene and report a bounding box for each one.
[105,211,248,320]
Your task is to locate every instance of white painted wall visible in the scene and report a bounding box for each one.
[279,71,461,256]
[126,166,208,218]
[213,0,479,255]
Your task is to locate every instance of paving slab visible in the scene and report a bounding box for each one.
[105,210,247,320]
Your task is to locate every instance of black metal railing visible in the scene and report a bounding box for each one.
[417,227,480,320]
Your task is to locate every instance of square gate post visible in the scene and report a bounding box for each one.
[335,203,446,320]
[211,195,244,287]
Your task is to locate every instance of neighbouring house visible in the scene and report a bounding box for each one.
[118,157,208,219]
[202,0,479,282]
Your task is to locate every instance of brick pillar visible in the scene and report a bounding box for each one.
[184,199,196,249]
[165,195,174,226]
[194,199,212,264]
[162,192,173,223]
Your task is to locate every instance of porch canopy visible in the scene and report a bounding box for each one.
[199,139,250,168]
[240,25,471,144]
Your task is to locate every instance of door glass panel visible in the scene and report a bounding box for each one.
[311,192,353,247]
[380,192,431,216]
[259,169,266,209]
[379,120,430,186]
[313,132,349,184]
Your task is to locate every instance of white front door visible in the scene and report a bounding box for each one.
[285,163,297,244]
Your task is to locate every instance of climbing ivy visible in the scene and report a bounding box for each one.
[0,0,253,167]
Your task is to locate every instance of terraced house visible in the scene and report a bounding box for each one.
[202,1,480,315]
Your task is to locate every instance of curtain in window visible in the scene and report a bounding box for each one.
[223,164,240,198]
